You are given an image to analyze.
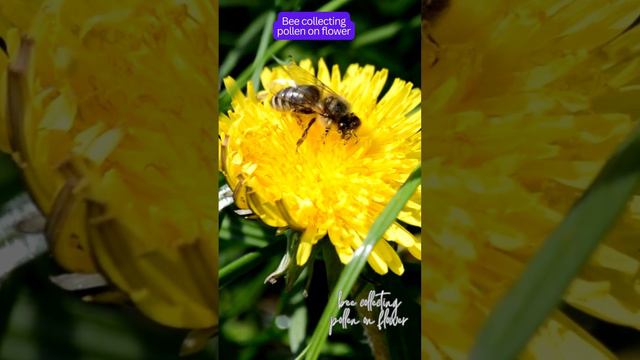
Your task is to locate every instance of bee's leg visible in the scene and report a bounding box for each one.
[294,108,314,126]
[296,117,316,149]
[322,127,331,144]
[322,119,333,144]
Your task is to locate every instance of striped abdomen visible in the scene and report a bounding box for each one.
[271,85,321,114]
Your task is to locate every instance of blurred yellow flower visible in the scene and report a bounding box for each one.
[424,1,640,358]
[0,0,218,333]
[220,59,421,275]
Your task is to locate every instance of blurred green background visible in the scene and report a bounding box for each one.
[219,0,421,92]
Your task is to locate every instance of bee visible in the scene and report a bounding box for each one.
[269,62,361,148]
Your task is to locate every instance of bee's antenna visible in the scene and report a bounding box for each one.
[272,54,295,66]
[272,55,285,65]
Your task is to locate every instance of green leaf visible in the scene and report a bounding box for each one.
[303,165,421,360]
[288,306,307,354]
[219,237,285,289]
[471,125,640,360]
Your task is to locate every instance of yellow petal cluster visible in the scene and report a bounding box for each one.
[424,1,640,358]
[0,0,217,330]
[220,59,421,275]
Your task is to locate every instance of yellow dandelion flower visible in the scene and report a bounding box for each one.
[220,59,421,275]
[424,1,640,358]
[0,0,217,333]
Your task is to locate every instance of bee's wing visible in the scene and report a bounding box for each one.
[266,78,296,95]
[282,61,343,100]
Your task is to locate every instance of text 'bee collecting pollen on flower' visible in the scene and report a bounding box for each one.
[329,290,409,335]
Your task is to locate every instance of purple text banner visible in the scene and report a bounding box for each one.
[273,12,355,41]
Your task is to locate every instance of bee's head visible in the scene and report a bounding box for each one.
[337,113,361,138]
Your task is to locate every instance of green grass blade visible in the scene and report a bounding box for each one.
[219,239,284,288]
[304,165,421,360]
[250,11,276,90]
[219,13,268,83]
[219,252,265,289]
[352,15,420,48]
[315,0,352,18]
[470,125,640,360]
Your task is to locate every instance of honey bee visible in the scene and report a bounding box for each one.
[269,61,361,148]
